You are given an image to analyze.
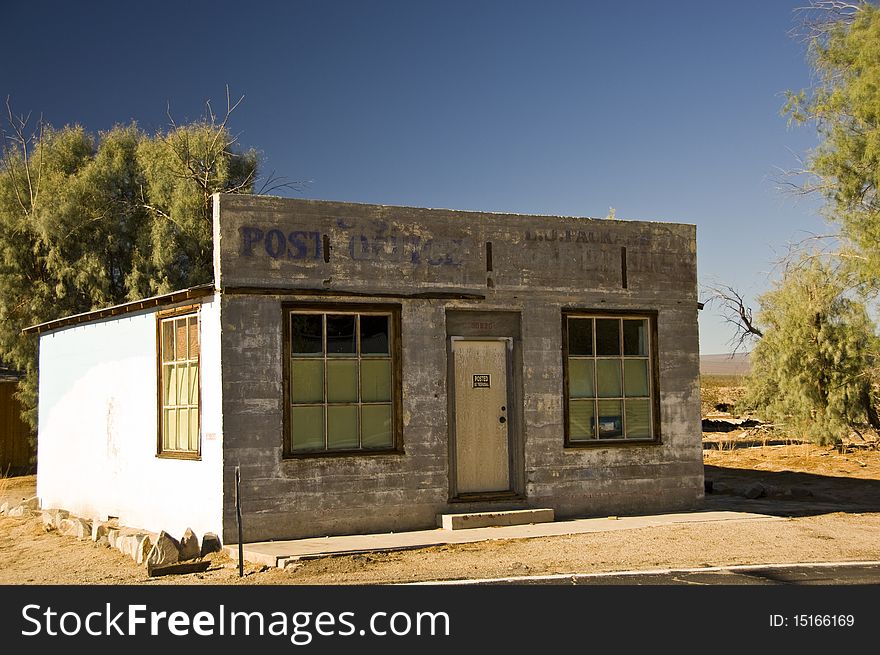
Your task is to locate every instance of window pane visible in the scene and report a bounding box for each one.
[327,406,358,449]
[361,315,390,354]
[327,315,356,355]
[162,321,174,362]
[568,318,593,356]
[291,359,324,403]
[165,408,177,449]
[595,318,620,356]
[327,360,358,402]
[175,318,187,360]
[361,359,392,402]
[188,407,199,451]
[163,364,175,405]
[362,404,392,448]
[623,319,647,356]
[569,400,596,440]
[291,314,323,355]
[291,406,325,450]
[189,362,199,405]
[568,359,595,398]
[597,400,623,438]
[178,365,189,404]
[596,360,622,397]
[624,360,649,397]
[188,316,199,358]
[177,408,189,451]
[625,399,652,438]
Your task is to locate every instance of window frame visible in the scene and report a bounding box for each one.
[282,302,403,458]
[156,304,202,460]
[562,309,660,448]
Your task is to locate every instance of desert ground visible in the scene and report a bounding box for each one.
[2,375,879,585]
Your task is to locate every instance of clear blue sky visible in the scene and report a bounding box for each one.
[1,0,829,354]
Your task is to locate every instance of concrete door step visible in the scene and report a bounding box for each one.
[438,508,554,530]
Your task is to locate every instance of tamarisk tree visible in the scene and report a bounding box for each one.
[0,95,259,427]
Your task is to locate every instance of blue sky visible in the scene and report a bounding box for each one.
[1,0,829,354]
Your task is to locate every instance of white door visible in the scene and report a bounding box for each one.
[452,339,510,494]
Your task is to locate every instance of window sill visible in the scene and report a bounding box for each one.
[283,448,405,460]
[564,438,661,449]
[156,451,202,461]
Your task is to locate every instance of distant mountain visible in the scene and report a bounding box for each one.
[700,352,750,376]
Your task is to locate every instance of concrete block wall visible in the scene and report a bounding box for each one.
[215,195,703,542]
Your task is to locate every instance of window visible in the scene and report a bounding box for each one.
[284,305,400,455]
[158,309,200,457]
[563,312,657,444]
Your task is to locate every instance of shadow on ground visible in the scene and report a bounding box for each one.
[703,464,880,517]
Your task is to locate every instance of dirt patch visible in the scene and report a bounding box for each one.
[3,443,880,585]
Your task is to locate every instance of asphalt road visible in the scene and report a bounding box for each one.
[467,562,880,585]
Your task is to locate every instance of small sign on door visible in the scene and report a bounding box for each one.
[473,374,491,388]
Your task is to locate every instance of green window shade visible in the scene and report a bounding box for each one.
[188,407,199,451]
[327,406,358,449]
[189,363,199,405]
[291,406,324,450]
[625,399,651,438]
[624,360,649,397]
[568,318,593,356]
[164,408,177,450]
[163,364,175,404]
[327,360,358,402]
[596,360,622,397]
[597,400,623,438]
[291,360,324,403]
[623,319,647,356]
[362,404,392,448]
[361,359,392,402]
[569,400,596,440]
[568,359,595,398]
[177,409,190,451]
[178,365,189,404]
[595,319,621,356]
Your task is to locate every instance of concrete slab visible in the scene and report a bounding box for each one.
[438,508,554,530]
[225,509,782,568]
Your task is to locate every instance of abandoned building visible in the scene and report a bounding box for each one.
[27,194,703,545]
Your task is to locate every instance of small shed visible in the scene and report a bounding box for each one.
[0,365,35,475]
[27,195,703,544]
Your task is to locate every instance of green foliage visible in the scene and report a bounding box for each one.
[0,109,258,427]
[784,3,880,285]
[744,258,878,444]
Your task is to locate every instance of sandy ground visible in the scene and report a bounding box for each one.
[2,441,880,585]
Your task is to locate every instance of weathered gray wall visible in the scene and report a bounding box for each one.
[215,194,702,542]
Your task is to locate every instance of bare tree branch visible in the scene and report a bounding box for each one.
[703,284,764,355]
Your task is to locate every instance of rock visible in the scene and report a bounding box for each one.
[744,483,766,499]
[107,529,120,549]
[145,531,180,568]
[178,528,200,561]
[136,535,153,565]
[92,522,110,542]
[53,510,70,529]
[200,533,222,556]
[20,496,40,510]
[8,505,32,518]
[59,517,91,539]
[96,536,110,548]
[0,501,8,515]
[41,510,58,529]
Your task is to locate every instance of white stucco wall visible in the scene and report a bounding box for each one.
[36,296,223,542]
